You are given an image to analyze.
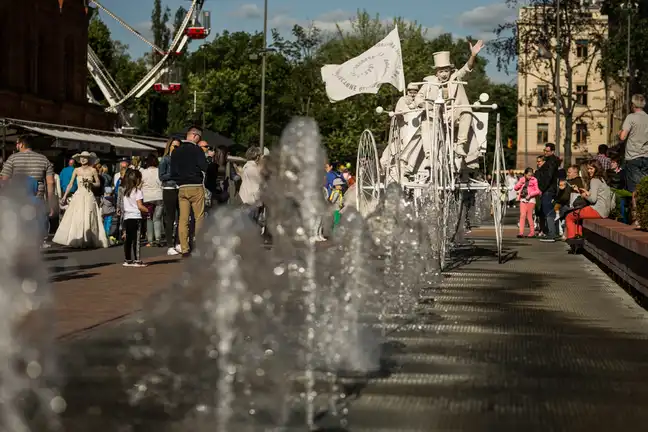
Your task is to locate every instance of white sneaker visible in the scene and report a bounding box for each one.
[167,247,180,256]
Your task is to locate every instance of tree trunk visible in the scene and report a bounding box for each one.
[564,71,573,165]
[564,115,573,165]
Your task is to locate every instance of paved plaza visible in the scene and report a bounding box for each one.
[47,227,648,431]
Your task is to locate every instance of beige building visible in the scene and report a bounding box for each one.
[516,6,610,169]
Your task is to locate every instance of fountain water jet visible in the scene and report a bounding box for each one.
[0,182,61,431]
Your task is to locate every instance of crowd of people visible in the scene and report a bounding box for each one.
[3,92,647,261]
[507,93,648,244]
[0,125,361,267]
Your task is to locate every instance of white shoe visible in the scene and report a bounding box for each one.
[167,247,180,256]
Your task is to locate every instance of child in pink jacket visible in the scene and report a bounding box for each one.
[514,168,542,237]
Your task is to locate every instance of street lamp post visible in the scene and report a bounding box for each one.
[622,2,638,115]
[259,0,268,153]
[555,0,561,159]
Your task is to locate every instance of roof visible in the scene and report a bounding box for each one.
[0,118,166,152]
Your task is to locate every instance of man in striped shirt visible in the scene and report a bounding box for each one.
[0,135,55,216]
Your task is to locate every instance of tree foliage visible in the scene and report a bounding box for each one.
[90,7,518,168]
[490,0,608,163]
[599,0,648,98]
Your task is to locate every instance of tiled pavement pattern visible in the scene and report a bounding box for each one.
[43,245,179,337]
[54,233,648,431]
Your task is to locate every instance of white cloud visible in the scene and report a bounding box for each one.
[231,3,262,19]
[267,10,443,40]
[457,3,517,36]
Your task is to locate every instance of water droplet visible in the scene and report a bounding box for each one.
[273,266,285,276]
[50,396,67,413]
[26,361,42,379]
[21,280,37,294]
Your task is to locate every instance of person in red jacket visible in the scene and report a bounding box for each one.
[514,167,542,238]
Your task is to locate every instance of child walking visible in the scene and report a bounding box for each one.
[121,169,149,267]
[101,186,116,244]
[514,167,541,238]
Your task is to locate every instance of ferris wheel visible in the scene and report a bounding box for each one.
[86,0,211,130]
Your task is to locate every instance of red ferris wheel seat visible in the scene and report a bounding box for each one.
[153,83,182,94]
[186,27,208,39]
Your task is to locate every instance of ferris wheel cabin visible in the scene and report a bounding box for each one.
[186,10,211,40]
[154,66,182,94]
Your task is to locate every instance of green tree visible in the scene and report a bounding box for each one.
[485,83,518,170]
[151,0,171,58]
[172,6,188,37]
[599,0,648,102]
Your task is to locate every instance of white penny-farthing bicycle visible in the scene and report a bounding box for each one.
[356,82,508,268]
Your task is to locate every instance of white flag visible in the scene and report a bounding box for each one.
[320,27,405,102]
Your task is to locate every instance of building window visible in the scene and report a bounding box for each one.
[576,123,588,144]
[576,85,588,105]
[576,39,588,58]
[537,85,549,107]
[537,123,549,146]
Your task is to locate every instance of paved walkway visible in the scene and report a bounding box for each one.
[51,231,648,430]
[44,245,181,337]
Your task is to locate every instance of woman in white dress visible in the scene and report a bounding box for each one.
[53,151,109,249]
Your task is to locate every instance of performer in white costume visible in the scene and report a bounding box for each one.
[381,82,424,182]
[53,151,109,249]
[415,40,484,169]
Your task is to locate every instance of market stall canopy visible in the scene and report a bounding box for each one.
[0,119,165,154]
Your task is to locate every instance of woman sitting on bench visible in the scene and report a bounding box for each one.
[565,159,613,239]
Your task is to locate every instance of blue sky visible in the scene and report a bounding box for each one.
[99,0,516,83]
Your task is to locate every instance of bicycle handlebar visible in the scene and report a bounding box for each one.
[408,80,468,87]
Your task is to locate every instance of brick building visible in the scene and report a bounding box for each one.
[0,0,115,130]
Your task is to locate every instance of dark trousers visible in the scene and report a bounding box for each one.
[123,219,142,262]
[163,188,179,246]
[541,191,557,237]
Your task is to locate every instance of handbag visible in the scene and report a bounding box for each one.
[571,196,588,209]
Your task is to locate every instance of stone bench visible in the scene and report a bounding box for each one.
[582,218,648,297]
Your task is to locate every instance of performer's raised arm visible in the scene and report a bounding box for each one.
[455,40,484,80]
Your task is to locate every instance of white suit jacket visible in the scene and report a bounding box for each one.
[415,64,473,116]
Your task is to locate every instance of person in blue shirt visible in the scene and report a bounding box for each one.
[59,158,77,196]
[325,162,345,196]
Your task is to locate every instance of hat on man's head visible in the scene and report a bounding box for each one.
[332,178,345,186]
[118,157,130,163]
[432,51,454,69]
[406,83,419,90]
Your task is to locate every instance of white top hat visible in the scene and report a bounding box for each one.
[432,51,454,69]
[406,82,420,90]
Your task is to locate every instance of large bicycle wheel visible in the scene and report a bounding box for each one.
[422,102,451,270]
[385,117,401,186]
[356,130,382,217]
[491,113,507,263]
